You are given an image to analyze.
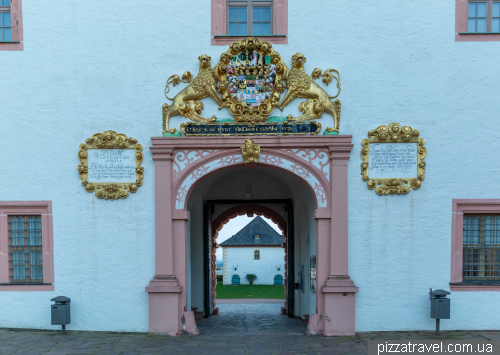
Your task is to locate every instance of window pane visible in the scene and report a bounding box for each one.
[262,22,271,34]
[253,22,261,35]
[229,7,238,22]
[2,12,10,27]
[238,22,247,35]
[1,0,10,6]
[3,27,11,41]
[478,18,486,32]
[262,7,271,21]
[493,18,500,32]
[229,23,238,35]
[468,18,477,32]
[469,3,477,17]
[478,2,487,17]
[239,6,247,20]
[493,3,500,17]
[253,6,261,21]
[8,214,43,283]
[463,214,500,281]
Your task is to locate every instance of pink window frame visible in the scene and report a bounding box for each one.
[456,0,500,42]
[451,199,500,291]
[211,0,288,46]
[0,201,54,291]
[0,0,23,51]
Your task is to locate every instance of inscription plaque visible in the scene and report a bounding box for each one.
[368,143,418,179]
[78,131,144,200]
[180,121,321,136]
[88,150,136,183]
[360,123,426,195]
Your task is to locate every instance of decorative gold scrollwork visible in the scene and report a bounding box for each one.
[78,131,144,200]
[162,38,342,135]
[361,123,426,195]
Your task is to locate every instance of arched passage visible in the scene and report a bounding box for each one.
[212,204,287,239]
[147,136,358,337]
[208,203,290,316]
[173,148,331,211]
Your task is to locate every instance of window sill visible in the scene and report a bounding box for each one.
[0,41,23,50]
[0,283,54,291]
[456,32,500,42]
[212,35,287,46]
[450,283,500,291]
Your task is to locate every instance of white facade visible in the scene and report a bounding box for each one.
[222,246,285,285]
[0,0,499,333]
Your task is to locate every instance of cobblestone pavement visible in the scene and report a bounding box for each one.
[1,302,499,354]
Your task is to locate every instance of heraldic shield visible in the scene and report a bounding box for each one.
[162,37,341,136]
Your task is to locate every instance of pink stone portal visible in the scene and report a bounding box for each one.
[147,136,358,336]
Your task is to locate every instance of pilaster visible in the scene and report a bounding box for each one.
[146,146,182,334]
[318,143,358,336]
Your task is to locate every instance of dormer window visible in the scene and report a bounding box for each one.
[255,234,260,239]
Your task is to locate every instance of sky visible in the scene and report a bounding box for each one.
[215,215,281,261]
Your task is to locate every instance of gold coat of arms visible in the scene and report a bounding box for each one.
[162,38,341,136]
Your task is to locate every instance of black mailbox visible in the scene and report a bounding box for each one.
[429,289,450,335]
[51,296,70,335]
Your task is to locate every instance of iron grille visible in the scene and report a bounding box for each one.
[8,215,43,283]
[463,214,500,282]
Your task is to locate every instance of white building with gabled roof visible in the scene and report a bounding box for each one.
[221,216,285,286]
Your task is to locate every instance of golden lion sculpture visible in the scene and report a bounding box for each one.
[277,53,341,132]
[162,54,225,134]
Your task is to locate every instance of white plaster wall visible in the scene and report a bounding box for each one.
[0,0,499,333]
[223,247,284,285]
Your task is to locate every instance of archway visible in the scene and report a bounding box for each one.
[146,136,358,336]
[207,202,292,319]
[213,204,287,239]
[172,148,331,211]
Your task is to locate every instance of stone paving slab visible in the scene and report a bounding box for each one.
[1,303,499,354]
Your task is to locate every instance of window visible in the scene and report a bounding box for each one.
[254,250,260,260]
[451,200,500,291]
[9,215,43,282]
[462,215,500,282]
[211,0,288,46]
[456,0,500,41]
[0,0,23,51]
[0,0,11,41]
[468,1,500,32]
[228,1,272,36]
[0,202,54,291]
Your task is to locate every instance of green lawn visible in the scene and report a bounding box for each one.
[216,284,285,299]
